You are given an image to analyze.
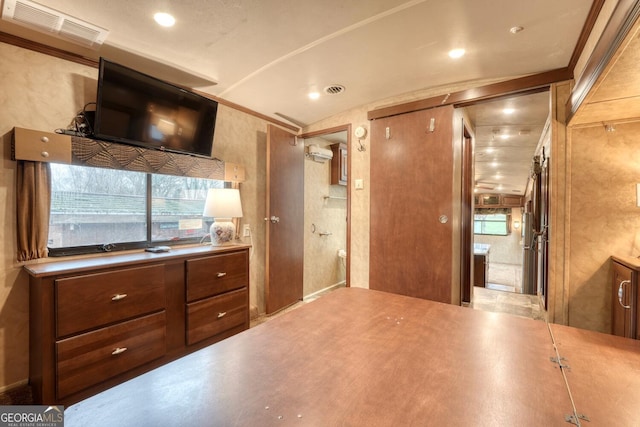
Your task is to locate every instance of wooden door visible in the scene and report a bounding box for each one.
[538,152,550,307]
[370,106,454,303]
[460,125,473,304]
[265,125,304,314]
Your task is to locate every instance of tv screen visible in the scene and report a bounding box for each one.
[93,58,218,158]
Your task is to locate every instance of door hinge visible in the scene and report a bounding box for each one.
[565,413,590,425]
[550,356,570,369]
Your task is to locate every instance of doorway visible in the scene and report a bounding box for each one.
[461,90,550,299]
[300,125,351,299]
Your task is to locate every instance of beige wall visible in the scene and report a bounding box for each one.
[564,121,640,333]
[474,208,524,266]
[0,42,270,390]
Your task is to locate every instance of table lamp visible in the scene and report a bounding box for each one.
[203,188,243,246]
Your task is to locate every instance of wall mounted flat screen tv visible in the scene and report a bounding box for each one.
[94,58,218,158]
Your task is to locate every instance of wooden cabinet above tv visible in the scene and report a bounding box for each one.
[474,193,524,208]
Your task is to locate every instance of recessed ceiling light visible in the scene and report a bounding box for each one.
[154,12,175,27]
[448,48,465,59]
[308,92,320,100]
[503,108,515,115]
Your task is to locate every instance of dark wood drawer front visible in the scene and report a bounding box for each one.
[56,311,166,399]
[56,265,166,337]
[186,251,248,302]
[186,288,247,345]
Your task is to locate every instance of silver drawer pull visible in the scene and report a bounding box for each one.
[618,280,631,309]
[217,312,227,318]
[111,293,128,301]
[111,347,128,355]
[216,272,227,278]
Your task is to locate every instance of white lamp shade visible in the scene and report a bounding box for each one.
[203,188,243,219]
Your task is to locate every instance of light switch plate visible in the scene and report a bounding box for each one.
[355,179,364,190]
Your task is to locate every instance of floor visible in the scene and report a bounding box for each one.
[487,262,523,293]
[471,286,546,321]
[252,279,544,328]
[250,284,345,328]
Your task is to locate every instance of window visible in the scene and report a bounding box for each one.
[49,164,223,256]
[474,209,511,236]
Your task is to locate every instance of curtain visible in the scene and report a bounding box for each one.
[16,161,51,261]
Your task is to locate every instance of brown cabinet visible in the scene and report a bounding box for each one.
[611,260,637,338]
[56,312,167,399]
[26,245,250,405]
[475,193,523,208]
[330,143,347,186]
[474,254,487,288]
[185,251,249,345]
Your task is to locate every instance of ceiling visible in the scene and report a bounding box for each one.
[0,0,596,195]
[465,91,550,195]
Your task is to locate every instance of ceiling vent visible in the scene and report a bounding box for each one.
[2,0,109,48]
[324,85,345,95]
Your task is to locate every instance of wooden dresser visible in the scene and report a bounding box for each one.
[611,255,640,338]
[25,244,250,406]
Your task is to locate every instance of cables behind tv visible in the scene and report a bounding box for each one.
[55,102,96,137]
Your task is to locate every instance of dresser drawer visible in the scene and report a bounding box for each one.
[186,288,248,345]
[186,251,248,302]
[56,264,165,337]
[56,311,166,399]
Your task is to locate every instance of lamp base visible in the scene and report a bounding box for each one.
[210,219,235,246]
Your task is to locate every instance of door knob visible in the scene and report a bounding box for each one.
[264,216,280,224]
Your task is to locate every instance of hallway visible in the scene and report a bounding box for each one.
[471,286,545,321]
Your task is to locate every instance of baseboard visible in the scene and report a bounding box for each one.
[303,281,346,301]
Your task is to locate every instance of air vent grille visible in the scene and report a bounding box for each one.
[2,0,109,48]
[60,19,102,46]
[13,1,58,31]
[324,85,345,95]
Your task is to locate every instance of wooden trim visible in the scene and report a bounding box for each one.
[567,0,607,74]
[566,0,640,122]
[298,124,350,139]
[455,86,550,109]
[191,89,299,132]
[0,31,299,133]
[0,31,99,67]
[367,68,571,120]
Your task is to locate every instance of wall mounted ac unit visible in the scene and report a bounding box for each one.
[307,144,333,162]
[2,0,109,48]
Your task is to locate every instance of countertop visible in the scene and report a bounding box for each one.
[474,243,490,255]
[611,255,640,271]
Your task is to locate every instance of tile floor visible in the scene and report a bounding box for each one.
[471,286,546,321]
[487,262,523,293]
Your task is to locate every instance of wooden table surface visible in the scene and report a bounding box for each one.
[550,323,640,425]
[65,288,598,426]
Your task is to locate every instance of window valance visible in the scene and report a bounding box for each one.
[12,127,245,182]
